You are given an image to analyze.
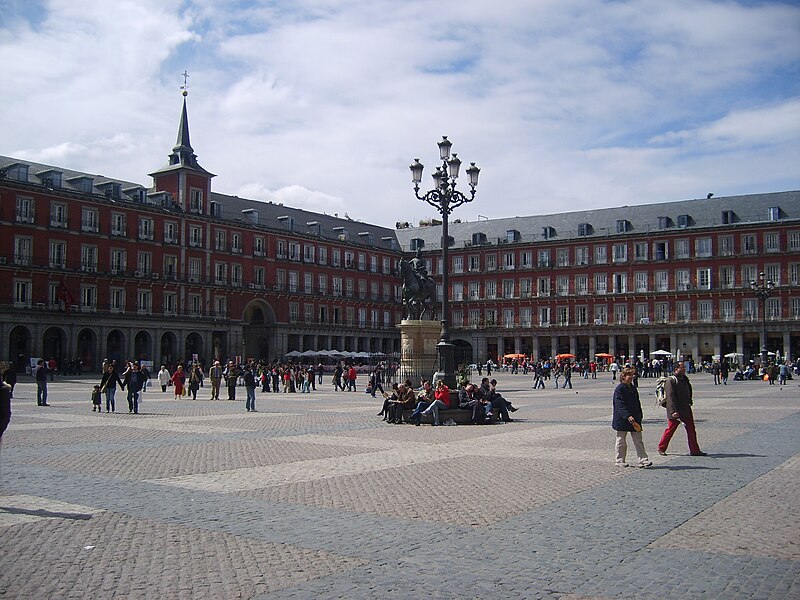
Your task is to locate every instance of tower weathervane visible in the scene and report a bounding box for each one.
[180,70,190,96]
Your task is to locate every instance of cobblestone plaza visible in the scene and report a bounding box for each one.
[1,373,798,599]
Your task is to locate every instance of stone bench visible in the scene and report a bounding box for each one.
[401,407,499,425]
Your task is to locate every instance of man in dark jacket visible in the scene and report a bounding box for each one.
[122,362,144,414]
[612,367,651,467]
[243,365,257,412]
[657,362,707,456]
[34,359,49,406]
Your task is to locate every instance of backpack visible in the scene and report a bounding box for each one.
[654,375,676,407]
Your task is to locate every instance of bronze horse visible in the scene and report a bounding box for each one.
[398,258,436,320]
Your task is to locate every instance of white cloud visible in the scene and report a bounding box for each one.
[1,0,799,226]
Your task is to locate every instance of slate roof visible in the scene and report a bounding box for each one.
[393,191,800,251]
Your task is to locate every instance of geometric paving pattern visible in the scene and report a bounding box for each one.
[1,374,798,598]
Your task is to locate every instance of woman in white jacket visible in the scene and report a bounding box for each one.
[157,365,171,392]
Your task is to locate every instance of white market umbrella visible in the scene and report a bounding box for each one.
[724,352,743,359]
[650,350,673,356]
[285,350,303,357]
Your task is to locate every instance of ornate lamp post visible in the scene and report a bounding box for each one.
[410,136,480,388]
[749,271,774,367]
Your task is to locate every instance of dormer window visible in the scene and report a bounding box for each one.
[657,216,671,230]
[189,188,203,214]
[577,223,592,237]
[278,215,294,231]
[506,229,520,243]
[38,170,62,188]
[410,238,425,251]
[541,226,555,240]
[98,182,121,200]
[615,219,630,233]
[677,214,690,228]
[209,200,222,217]
[721,210,736,224]
[768,207,781,221]
[333,226,348,241]
[306,221,321,236]
[68,176,94,194]
[358,231,374,245]
[472,232,487,245]
[3,163,29,182]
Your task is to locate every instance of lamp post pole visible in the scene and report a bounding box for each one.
[749,271,774,367]
[410,137,480,388]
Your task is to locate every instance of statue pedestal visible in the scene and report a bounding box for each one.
[397,320,441,385]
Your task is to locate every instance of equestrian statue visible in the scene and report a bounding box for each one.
[398,249,436,320]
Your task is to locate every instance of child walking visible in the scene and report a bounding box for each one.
[91,385,102,413]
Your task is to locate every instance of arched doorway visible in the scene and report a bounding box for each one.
[43,327,66,367]
[8,326,31,372]
[134,331,152,363]
[160,332,177,367]
[242,300,276,361]
[106,330,125,365]
[77,328,96,372]
[185,332,203,364]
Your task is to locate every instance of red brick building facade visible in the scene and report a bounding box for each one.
[1,97,798,373]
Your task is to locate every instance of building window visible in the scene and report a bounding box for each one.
[594,245,607,264]
[676,301,690,322]
[791,298,800,320]
[719,266,734,289]
[743,298,758,321]
[332,277,342,297]
[216,230,227,252]
[231,234,242,253]
[721,300,735,322]
[357,252,366,271]
[698,301,712,322]
[318,247,328,265]
[318,274,328,295]
[537,277,551,297]
[538,307,550,327]
[332,249,341,267]
[49,240,67,268]
[163,222,178,244]
[790,264,799,286]
[634,242,647,261]
[15,196,35,223]
[520,278,532,297]
[576,305,588,326]
[188,294,201,316]
[634,272,648,293]
[189,225,202,247]
[254,236,265,256]
[50,203,67,228]
[594,305,607,325]
[138,218,154,241]
[742,234,757,255]
[468,255,481,272]
[657,216,670,230]
[111,213,126,237]
[612,243,627,263]
[504,252,515,270]
[13,236,32,266]
[188,258,201,282]
[137,252,152,275]
[788,231,800,252]
[486,254,497,271]
[655,302,669,323]
[555,248,569,267]
[677,214,690,228]
[594,273,607,295]
[137,290,152,315]
[110,249,126,274]
[215,262,227,285]
[110,288,125,313]
[613,273,627,294]
[503,279,515,299]
[230,264,242,287]
[452,282,464,301]
[768,207,780,221]
[765,264,780,286]
[697,268,711,290]
[557,306,569,326]
[675,239,690,259]
[254,267,265,288]
[614,304,629,324]
[164,292,177,316]
[81,207,99,232]
[575,274,588,295]
[537,250,550,268]
[635,303,649,323]
[556,276,569,296]
[695,237,712,258]
[576,246,589,265]
[453,256,464,273]
[578,223,591,236]
[764,232,780,253]
[469,281,480,300]
[655,270,669,292]
[676,269,690,291]
[485,280,497,299]
[13,280,31,307]
[653,241,668,261]
[189,188,203,213]
[719,235,734,256]
[616,219,630,233]
[215,296,227,318]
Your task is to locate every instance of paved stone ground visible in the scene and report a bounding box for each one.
[1,371,798,599]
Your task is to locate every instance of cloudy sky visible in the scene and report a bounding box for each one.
[2,0,799,228]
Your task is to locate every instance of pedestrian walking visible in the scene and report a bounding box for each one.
[657,362,707,456]
[34,359,49,406]
[612,367,651,467]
